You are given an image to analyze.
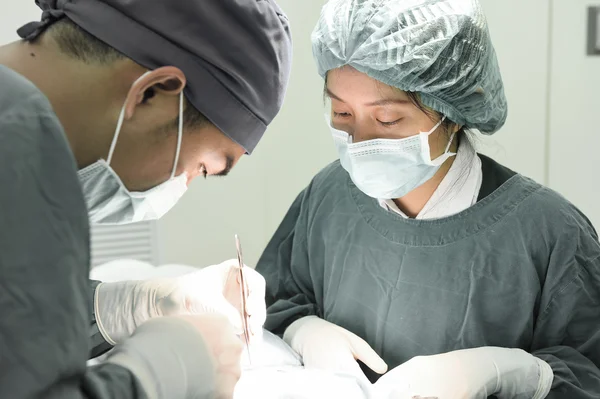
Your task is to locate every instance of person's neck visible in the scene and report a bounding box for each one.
[0,39,127,168]
[393,140,459,218]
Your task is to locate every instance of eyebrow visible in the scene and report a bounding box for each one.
[213,155,234,177]
[365,98,411,107]
[326,88,410,107]
[326,88,345,102]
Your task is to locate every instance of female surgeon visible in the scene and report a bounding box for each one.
[256,0,600,398]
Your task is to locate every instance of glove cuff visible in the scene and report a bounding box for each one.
[532,357,554,399]
[491,348,554,399]
[95,280,157,344]
[95,282,116,345]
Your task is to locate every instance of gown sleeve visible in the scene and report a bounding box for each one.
[0,84,146,399]
[256,188,321,336]
[530,210,600,398]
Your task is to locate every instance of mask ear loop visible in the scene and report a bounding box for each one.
[425,116,446,136]
[438,117,457,156]
[426,116,455,155]
[421,116,453,165]
[107,81,183,179]
[106,106,126,166]
[106,71,153,166]
[170,91,184,179]
[444,132,456,154]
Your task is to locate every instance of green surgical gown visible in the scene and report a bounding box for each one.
[0,65,145,398]
[257,156,600,398]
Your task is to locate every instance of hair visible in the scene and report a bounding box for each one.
[45,18,211,130]
[404,91,462,139]
[403,91,478,150]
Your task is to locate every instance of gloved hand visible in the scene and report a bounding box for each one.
[372,347,554,399]
[108,314,243,399]
[283,316,388,384]
[177,314,244,399]
[95,259,267,345]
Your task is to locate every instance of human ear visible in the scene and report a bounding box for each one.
[122,66,187,120]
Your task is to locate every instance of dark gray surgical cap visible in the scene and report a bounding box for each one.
[19,0,293,153]
[312,0,507,134]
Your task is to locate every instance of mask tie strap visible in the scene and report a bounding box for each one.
[170,91,184,179]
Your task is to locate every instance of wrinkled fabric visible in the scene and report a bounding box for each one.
[0,65,146,398]
[19,0,293,153]
[257,157,600,397]
[312,0,507,134]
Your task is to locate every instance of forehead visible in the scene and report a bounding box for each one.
[326,67,409,101]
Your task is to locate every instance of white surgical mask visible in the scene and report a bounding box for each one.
[328,115,455,199]
[78,72,188,225]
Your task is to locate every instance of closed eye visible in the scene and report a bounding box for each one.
[378,118,402,127]
[333,112,352,118]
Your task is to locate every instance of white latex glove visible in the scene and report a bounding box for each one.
[372,347,554,399]
[283,316,388,385]
[108,314,243,399]
[95,259,267,345]
[177,314,244,399]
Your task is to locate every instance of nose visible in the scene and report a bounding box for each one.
[349,118,382,143]
[185,164,207,185]
[351,128,377,143]
[186,170,200,185]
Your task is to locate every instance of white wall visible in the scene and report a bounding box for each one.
[158,0,333,267]
[476,0,551,185]
[1,2,597,268]
[548,0,600,226]
[0,2,39,41]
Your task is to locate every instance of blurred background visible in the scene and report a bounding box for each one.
[2,0,599,269]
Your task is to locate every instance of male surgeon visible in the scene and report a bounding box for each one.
[0,0,292,398]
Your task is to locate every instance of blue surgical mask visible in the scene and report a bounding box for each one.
[78,72,188,225]
[328,115,455,199]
